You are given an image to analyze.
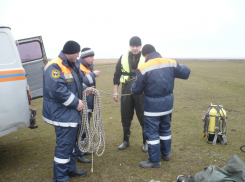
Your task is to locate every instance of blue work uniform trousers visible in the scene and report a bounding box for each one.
[144,114,172,162]
[53,126,78,182]
[74,112,92,156]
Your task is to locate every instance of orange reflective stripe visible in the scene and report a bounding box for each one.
[0,69,25,75]
[0,69,25,83]
[80,63,91,74]
[138,58,176,72]
[46,57,71,75]
[0,76,25,83]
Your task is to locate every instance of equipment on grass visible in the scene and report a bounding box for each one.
[202,103,228,145]
[177,173,196,182]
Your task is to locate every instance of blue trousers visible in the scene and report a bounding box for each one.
[144,114,172,162]
[74,112,91,156]
[53,126,78,182]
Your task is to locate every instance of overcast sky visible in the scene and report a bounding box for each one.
[0,0,245,59]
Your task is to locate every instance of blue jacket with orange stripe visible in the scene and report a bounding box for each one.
[131,52,190,117]
[78,57,96,112]
[42,51,87,127]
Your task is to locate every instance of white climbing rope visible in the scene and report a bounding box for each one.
[98,78,136,96]
[77,78,136,172]
[77,87,106,172]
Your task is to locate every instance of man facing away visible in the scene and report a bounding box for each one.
[73,48,100,163]
[113,36,148,152]
[42,41,92,181]
[131,44,191,168]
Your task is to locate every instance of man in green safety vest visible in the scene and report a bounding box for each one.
[113,36,147,152]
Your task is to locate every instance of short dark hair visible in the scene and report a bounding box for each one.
[142,44,156,56]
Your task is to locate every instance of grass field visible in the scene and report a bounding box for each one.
[0,59,245,182]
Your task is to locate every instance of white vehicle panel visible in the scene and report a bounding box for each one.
[0,27,30,137]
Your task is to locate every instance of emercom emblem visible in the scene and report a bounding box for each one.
[51,69,60,79]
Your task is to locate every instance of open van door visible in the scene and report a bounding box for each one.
[0,26,44,137]
[16,36,47,99]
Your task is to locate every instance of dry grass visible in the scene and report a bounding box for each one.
[0,59,245,182]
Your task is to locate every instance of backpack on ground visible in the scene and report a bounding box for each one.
[202,104,228,145]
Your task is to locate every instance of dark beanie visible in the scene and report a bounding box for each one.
[63,41,80,54]
[80,48,95,58]
[142,44,156,56]
[129,36,142,46]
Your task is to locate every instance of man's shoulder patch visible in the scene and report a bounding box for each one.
[51,69,60,79]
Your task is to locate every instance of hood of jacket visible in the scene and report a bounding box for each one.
[79,57,94,71]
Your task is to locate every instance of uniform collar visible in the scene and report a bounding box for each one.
[58,51,80,69]
[145,52,162,62]
[79,57,93,70]
[58,51,69,67]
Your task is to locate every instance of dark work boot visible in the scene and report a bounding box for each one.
[69,169,87,177]
[162,154,170,161]
[118,127,130,150]
[84,151,94,155]
[140,160,161,168]
[75,155,92,163]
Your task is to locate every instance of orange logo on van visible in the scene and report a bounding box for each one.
[51,69,60,79]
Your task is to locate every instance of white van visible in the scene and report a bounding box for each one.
[0,25,47,137]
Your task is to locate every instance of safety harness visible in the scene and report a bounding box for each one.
[120,51,145,83]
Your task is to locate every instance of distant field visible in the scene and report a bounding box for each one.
[94,59,118,65]
[47,58,245,65]
[95,58,245,66]
[0,59,245,182]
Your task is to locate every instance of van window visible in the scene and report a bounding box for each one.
[17,41,43,63]
[0,33,16,65]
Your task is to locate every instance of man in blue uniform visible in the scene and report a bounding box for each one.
[73,48,100,163]
[42,41,91,181]
[131,44,191,168]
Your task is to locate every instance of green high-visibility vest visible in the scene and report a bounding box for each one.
[120,51,145,83]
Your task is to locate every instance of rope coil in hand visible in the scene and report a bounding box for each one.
[77,87,106,172]
[77,78,136,172]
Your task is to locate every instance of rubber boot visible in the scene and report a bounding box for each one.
[162,154,170,161]
[142,132,148,152]
[69,169,87,177]
[118,127,130,150]
[140,160,161,168]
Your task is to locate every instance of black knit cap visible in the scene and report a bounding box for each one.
[63,40,80,54]
[142,44,156,56]
[80,48,95,59]
[129,36,142,46]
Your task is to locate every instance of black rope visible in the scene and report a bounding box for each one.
[240,145,245,152]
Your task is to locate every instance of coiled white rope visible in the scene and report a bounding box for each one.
[77,87,106,172]
[77,78,136,172]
